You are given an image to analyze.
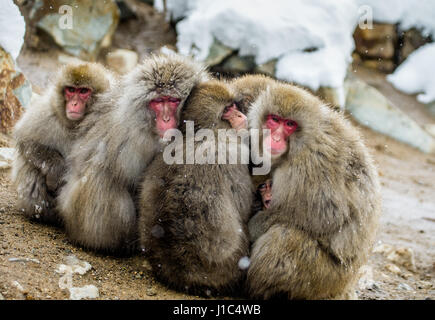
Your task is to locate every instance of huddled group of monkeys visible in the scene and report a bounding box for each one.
[11,52,381,299]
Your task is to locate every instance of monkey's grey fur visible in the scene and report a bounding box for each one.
[246,83,381,299]
[138,80,253,295]
[58,53,209,253]
[12,63,115,225]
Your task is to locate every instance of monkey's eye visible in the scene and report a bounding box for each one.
[79,88,90,94]
[168,97,180,103]
[66,87,76,93]
[285,120,297,128]
[154,98,164,103]
[272,116,280,123]
[258,183,266,190]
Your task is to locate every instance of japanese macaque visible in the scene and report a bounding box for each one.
[231,74,277,114]
[138,80,253,295]
[11,63,115,224]
[58,53,209,253]
[246,83,381,299]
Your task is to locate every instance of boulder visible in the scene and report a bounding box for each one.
[0,47,32,134]
[0,147,15,170]
[36,0,120,61]
[354,23,397,60]
[221,55,256,74]
[204,40,233,67]
[345,77,435,154]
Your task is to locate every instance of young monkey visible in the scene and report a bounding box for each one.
[246,83,381,299]
[138,80,253,296]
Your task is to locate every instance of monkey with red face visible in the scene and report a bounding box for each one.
[246,83,381,299]
[138,81,253,296]
[58,53,209,253]
[12,63,116,224]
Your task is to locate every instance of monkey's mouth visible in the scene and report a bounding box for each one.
[263,200,271,209]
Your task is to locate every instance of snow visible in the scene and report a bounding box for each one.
[158,0,358,91]
[354,0,435,38]
[0,1,26,60]
[158,0,434,95]
[387,43,435,104]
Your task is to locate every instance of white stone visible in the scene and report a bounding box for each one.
[345,78,435,154]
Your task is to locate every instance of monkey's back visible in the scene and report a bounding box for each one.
[140,156,252,294]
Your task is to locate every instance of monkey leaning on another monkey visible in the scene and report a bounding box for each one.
[246,83,381,299]
[231,74,277,114]
[58,53,209,254]
[11,63,116,224]
[138,80,253,296]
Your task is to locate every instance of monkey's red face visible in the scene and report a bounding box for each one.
[149,96,181,137]
[263,114,298,157]
[258,179,272,209]
[64,86,92,121]
[221,103,247,130]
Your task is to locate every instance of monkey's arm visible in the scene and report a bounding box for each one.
[248,224,352,299]
[16,141,66,191]
[248,210,273,243]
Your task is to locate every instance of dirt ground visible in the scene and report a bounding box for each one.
[1,15,435,300]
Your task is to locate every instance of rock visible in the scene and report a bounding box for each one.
[36,0,120,61]
[373,243,394,255]
[221,54,256,73]
[69,285,99,300]
[146,287,157,296]
[385,263,402,275]
[362,59,396,73]
[345,77,435,154]
[204,39,233,67]
[8,257,40,264]
[417,281,433,290]
[358,265,378,290]
[0,47,32,133]
[354,23,397,60]
[397,283,413,291]
[253,59,277,77]
[386,247,416,272]
[426,101,435,117]
[398,28,432,65]
[0,147,14,169]
[355,23,397,42]
[12,280,26,293]
[56,255,98,300]
[424,124,435,138]
[106,48,138,74]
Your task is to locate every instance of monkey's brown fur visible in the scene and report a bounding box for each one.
[246,83,381,299]
[11,63,115,224]
[231,74,277,114]
[58,53,209,253]
[138,81,253,295]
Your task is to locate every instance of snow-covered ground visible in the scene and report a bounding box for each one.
[0,1,25,60]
